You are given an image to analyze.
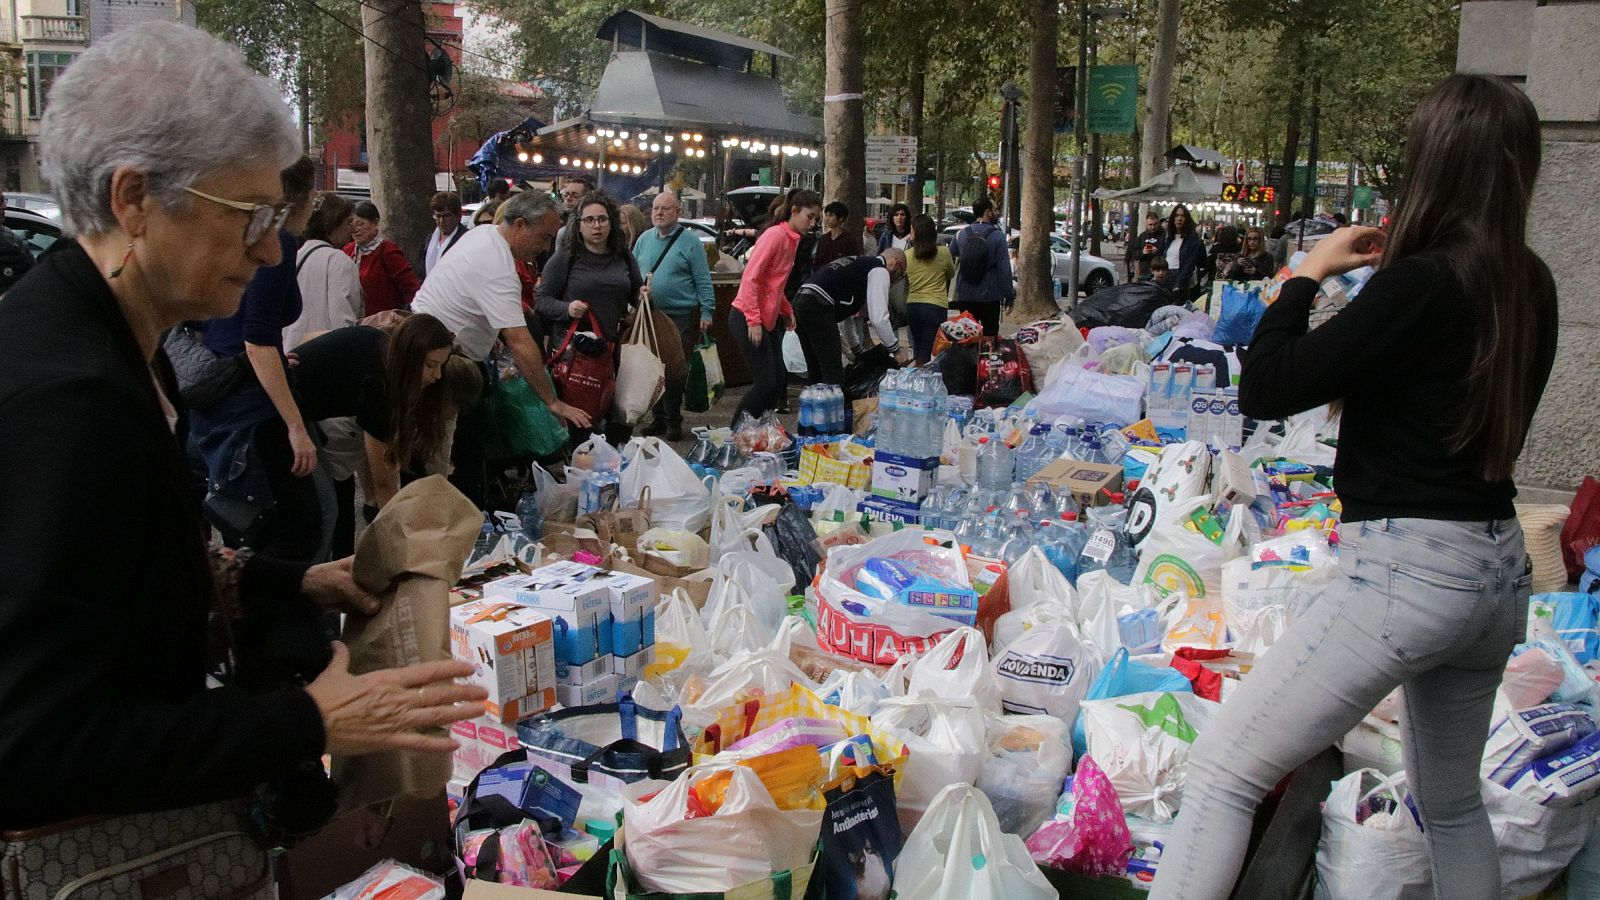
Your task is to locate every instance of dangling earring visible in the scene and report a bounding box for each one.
[109,242,134,279]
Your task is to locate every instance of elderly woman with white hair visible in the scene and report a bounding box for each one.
[0,21,485,895]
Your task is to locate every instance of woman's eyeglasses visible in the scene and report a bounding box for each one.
[579,215,609,226]
[185,187,290,247]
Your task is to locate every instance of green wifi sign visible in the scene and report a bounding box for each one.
[1087,65,1138,135]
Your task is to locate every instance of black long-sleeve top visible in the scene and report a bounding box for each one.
[0,242,326,829]
[1239,253,1558,523]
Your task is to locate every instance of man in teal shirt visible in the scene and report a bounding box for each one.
[634,191,714,440]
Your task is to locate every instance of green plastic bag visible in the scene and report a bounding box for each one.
[482,375,568,461]
[684,335,716,413]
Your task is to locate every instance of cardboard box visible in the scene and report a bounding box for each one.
[870,451,940,503]
[450,599,557,723]
[514,576,613,670]
[1029,458,1124,508]
[611,645,656,679]
[556,672,619,709]
[856,496,922,525]
[593,569,654,618]
[556,654,611,687]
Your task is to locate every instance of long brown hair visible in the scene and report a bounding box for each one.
[1381,74,1549,480]
[911,214,938,261]
[385,313,455,470]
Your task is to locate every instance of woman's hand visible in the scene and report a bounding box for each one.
[1294,226,1385,283]
[550,399,592,430]
[287,423,318,477]
[306,642,487,756]
[568,300,589,319]
[747,322,765,346]
[300,557,380,616]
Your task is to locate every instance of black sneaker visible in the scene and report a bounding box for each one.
[641,419,668,437]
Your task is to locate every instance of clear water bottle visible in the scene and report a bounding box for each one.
[1000,516,1034,564]
[687,427,714,467]
[1029,481,1059,521]
[1000,484,1034,521]
[1056,512,1089,584]
[976,436,1013,493]
[1038,519,1071,576]
[922,484,949,531]
[830,385,847,434]
[954,511,985,550]
[798,386,815,436]
[515,490,542,542]
[878,370,901,454]
[1077,521,1139,585]
[971,514,1006,559]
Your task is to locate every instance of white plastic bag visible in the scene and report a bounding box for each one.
[1123,442,1212,549]
[636,527,711,572]
[682,648,816,731]
[1132,495,1242,601]
[622,764,823,894]
[707,603,776,662]
[907,627,1002,713]
[1076,569,1147,657]
[872,696,990,833]
[993,612,1103,722]
[530,463,578,524]
[1031,359,1146,425]
[815,530,971,666]
[702,549,794,637]
[708,495,783,563]
[891,783,1056,900]
[620,436,712,533]
[1314,769,1431,900]
[977,713,1073,837]
[1484,778,1593,898]
[1278,408,1338,467]
[816,667,894,717]
[1006,546,1077,613]
[781,328,808,377]
[1081,691,1220,822]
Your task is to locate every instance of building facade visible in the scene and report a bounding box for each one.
[1458,0,1600,490]
[0,0,192,192]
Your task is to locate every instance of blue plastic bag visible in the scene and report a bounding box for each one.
[1543,592,1600,664]
[1212,283,1268,345]
[1580,545,1600,596]
[1071,647,1194,758]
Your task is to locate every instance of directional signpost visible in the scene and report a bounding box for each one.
[866,135,918,185]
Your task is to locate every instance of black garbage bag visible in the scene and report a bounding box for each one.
[843,344,898,401]
[762,501,825,589]
[928,343,978,396]
[1070,281,1177,329]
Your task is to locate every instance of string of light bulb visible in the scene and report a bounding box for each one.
[719,136,819,158]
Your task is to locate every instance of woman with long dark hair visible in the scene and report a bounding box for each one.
[904,214,955,364]
[876,202,913,253]
[1150,74,1558,900]
[536,190,643,441]
[1157,203,1204,300]
[729,189,821,424]
[291,313,477,557]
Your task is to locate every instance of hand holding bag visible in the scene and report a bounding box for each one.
[614,290,668,425]
[548,310,616,424]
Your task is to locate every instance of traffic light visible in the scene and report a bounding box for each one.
[986,174,1001,198]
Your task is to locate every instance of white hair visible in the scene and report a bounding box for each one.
[39,22,300,236]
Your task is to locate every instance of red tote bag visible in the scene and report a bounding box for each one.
[548,311,616,424]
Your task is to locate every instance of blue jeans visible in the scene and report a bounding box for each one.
[1151,518,1532,900]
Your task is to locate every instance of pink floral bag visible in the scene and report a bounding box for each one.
[1025,755,1134,877]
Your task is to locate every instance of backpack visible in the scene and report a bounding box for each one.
[958,225,993,285]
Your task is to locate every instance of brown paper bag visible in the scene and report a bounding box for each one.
[537,521,613,563]
[852,398,878,436]
[333,475,481,814]
[610,556,714,609]
[578,487,652,551]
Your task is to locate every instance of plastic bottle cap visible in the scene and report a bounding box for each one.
[1062,512,1078,521]
[585,818,617,844]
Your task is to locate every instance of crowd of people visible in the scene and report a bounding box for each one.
[1124,206,1351,299]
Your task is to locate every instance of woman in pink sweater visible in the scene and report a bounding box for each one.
[728,190,821,425]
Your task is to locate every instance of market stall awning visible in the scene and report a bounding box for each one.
[1168,145,1226,169]
[586,50,819,142]
[1093,164,1224,203]
[596,9,790,70]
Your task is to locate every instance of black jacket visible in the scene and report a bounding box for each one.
[0,242,326,828]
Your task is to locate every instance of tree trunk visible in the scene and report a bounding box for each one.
[361,0,434,271]
[1301,74,1321,221]
[1015,0,1060,321]
[908,64,926,218]
[1275,38,1305,224]
[1140,0,1181,188]
[824,0,866,235]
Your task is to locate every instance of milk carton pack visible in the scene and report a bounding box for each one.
[590,569,655,657]
[450,599,557,723]
[512,562,614,683]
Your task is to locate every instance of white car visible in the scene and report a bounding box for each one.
[1008,234,1120,297]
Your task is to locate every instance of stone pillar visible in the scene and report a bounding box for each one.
[1459,0,1600,490]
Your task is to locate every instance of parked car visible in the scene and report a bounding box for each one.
[5,207,61,258]
[6,193,61,222]
[1280,217,1337,254]
[1009,234,1120,299]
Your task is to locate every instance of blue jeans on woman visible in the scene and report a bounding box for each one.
[1151,517,1532,900]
